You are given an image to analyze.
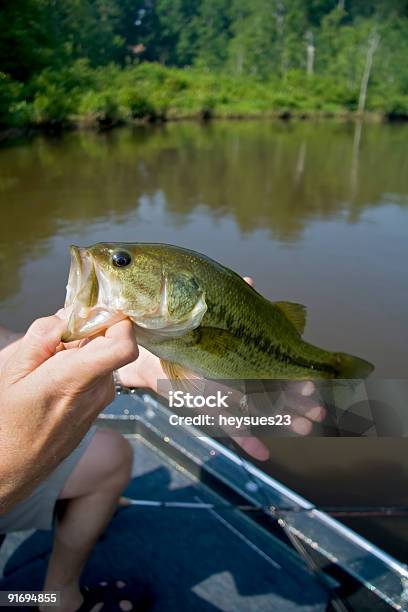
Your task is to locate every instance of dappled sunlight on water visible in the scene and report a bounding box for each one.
[0,121,407,561]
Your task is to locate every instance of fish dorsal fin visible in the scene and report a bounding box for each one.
[160,359,204,394]
[274,301,307,335]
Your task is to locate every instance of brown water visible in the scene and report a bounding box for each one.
[0,121,407,561]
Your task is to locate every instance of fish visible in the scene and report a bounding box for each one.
[62,242,374,381]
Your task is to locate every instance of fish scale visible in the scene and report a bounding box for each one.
[143,249,337,379]
[63,242,374,381]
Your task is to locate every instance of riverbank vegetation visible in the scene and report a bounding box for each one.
[1,0,407,133]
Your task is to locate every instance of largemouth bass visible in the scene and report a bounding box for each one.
[62,243,374,380]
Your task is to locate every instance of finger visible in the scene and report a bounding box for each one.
[291,417,313,435]
[283,391,326,422]
[55,308,68,319]
[100,374,116,407]
[240,386,324,431]
[232,436,270,461]
[62,329,106,351]
[284,380,315,397]
[243,276,254,287]
[8,315,67,378]
[55,309,82,350]
[77,319,139,377]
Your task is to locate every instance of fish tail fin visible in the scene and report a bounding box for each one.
[334,352,374,379]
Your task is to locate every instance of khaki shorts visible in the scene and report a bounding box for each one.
[0,427,97,533]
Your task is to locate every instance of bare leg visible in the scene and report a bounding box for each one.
[40,428,133,612]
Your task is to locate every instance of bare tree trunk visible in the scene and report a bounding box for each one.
[358,31,380,114]
[338,0,345,10]
[236,49,244,75]
[305,31,315,76]
[275,1,286,78]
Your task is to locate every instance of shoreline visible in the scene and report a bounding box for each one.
[1,109,406,144]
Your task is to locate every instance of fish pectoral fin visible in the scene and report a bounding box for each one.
[274,301,307,335]
[160,359,204,393]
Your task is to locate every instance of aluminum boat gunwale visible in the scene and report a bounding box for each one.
[98,391,408,611]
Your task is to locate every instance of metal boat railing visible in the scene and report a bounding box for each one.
[99,392,408,611]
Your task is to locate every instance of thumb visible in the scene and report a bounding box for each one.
[7,315,67,380]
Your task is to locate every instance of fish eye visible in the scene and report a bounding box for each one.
[112,250,132,268]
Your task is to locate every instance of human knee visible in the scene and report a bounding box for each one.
[97,428,133,490]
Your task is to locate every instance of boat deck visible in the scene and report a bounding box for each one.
[0,434,328,611]
[2,391,407,610]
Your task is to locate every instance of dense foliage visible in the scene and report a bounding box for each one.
[0,0,407,129]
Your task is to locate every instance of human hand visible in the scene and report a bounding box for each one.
[116,277,326,461]
[0,314,137,512]
[231,379,326,460]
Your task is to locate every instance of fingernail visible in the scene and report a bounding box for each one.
[240,437,270,461]
[292,417,312,435]
[301,381,314,396]
[306,406,325,421]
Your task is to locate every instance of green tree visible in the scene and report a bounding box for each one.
[0,0,54,81]
[194,0,232,70]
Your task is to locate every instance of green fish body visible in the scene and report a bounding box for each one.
[63,243,374,380]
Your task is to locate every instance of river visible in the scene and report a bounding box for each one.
[0,120,407,562]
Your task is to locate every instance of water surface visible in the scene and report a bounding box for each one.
[0,121,407,561]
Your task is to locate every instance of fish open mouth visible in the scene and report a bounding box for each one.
[65,246,94,309]
[62,245,125,342]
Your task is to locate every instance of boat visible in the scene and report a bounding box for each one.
[1,389,407,611]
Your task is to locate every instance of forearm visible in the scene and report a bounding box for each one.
[0,455,56,515]
[0,426,60,514]
[1,316,138,515]
[0,396,97,516]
